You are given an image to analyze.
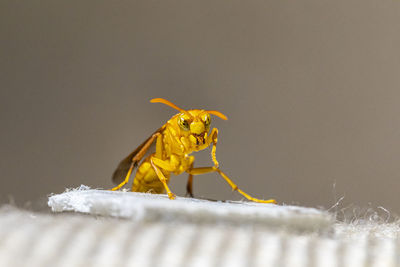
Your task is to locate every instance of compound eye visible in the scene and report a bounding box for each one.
[178,116,190,131]
[203,114,211,129]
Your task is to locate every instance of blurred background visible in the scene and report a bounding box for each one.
[1,0,400,212]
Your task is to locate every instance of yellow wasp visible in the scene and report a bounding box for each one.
[111,98,276,204]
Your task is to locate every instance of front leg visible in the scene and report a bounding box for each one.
[208,128,219,168]
[185,128,218,197]
[186,167,277,204]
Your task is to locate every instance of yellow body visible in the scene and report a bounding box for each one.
[111,98,276,204]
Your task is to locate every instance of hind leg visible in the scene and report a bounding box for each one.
[150,157,177,199]
[111,162,134,191]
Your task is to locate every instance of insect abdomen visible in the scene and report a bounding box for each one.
[131,156,170,194]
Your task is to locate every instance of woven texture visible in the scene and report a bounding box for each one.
[0,188,399,267]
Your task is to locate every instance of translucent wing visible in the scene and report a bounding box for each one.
[111,127,164,184]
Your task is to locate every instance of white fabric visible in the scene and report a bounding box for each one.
[48,185,333,233]
[0,186,399,267]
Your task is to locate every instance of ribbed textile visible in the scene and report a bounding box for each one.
[0,188,398,267]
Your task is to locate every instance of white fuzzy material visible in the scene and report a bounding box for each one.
[48,185,333,233]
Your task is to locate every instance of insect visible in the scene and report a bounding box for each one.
[111,98,277,204]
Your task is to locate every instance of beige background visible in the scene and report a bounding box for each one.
[1,0,400,212]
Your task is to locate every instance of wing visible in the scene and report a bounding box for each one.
[111,127,164,184]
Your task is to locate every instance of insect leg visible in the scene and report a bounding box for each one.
[111,162,134,191]
[187,167,277,204]
[111,131,162,189]
[185,156,195,197]
[150,157,176,199]
[206,128,219,167]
